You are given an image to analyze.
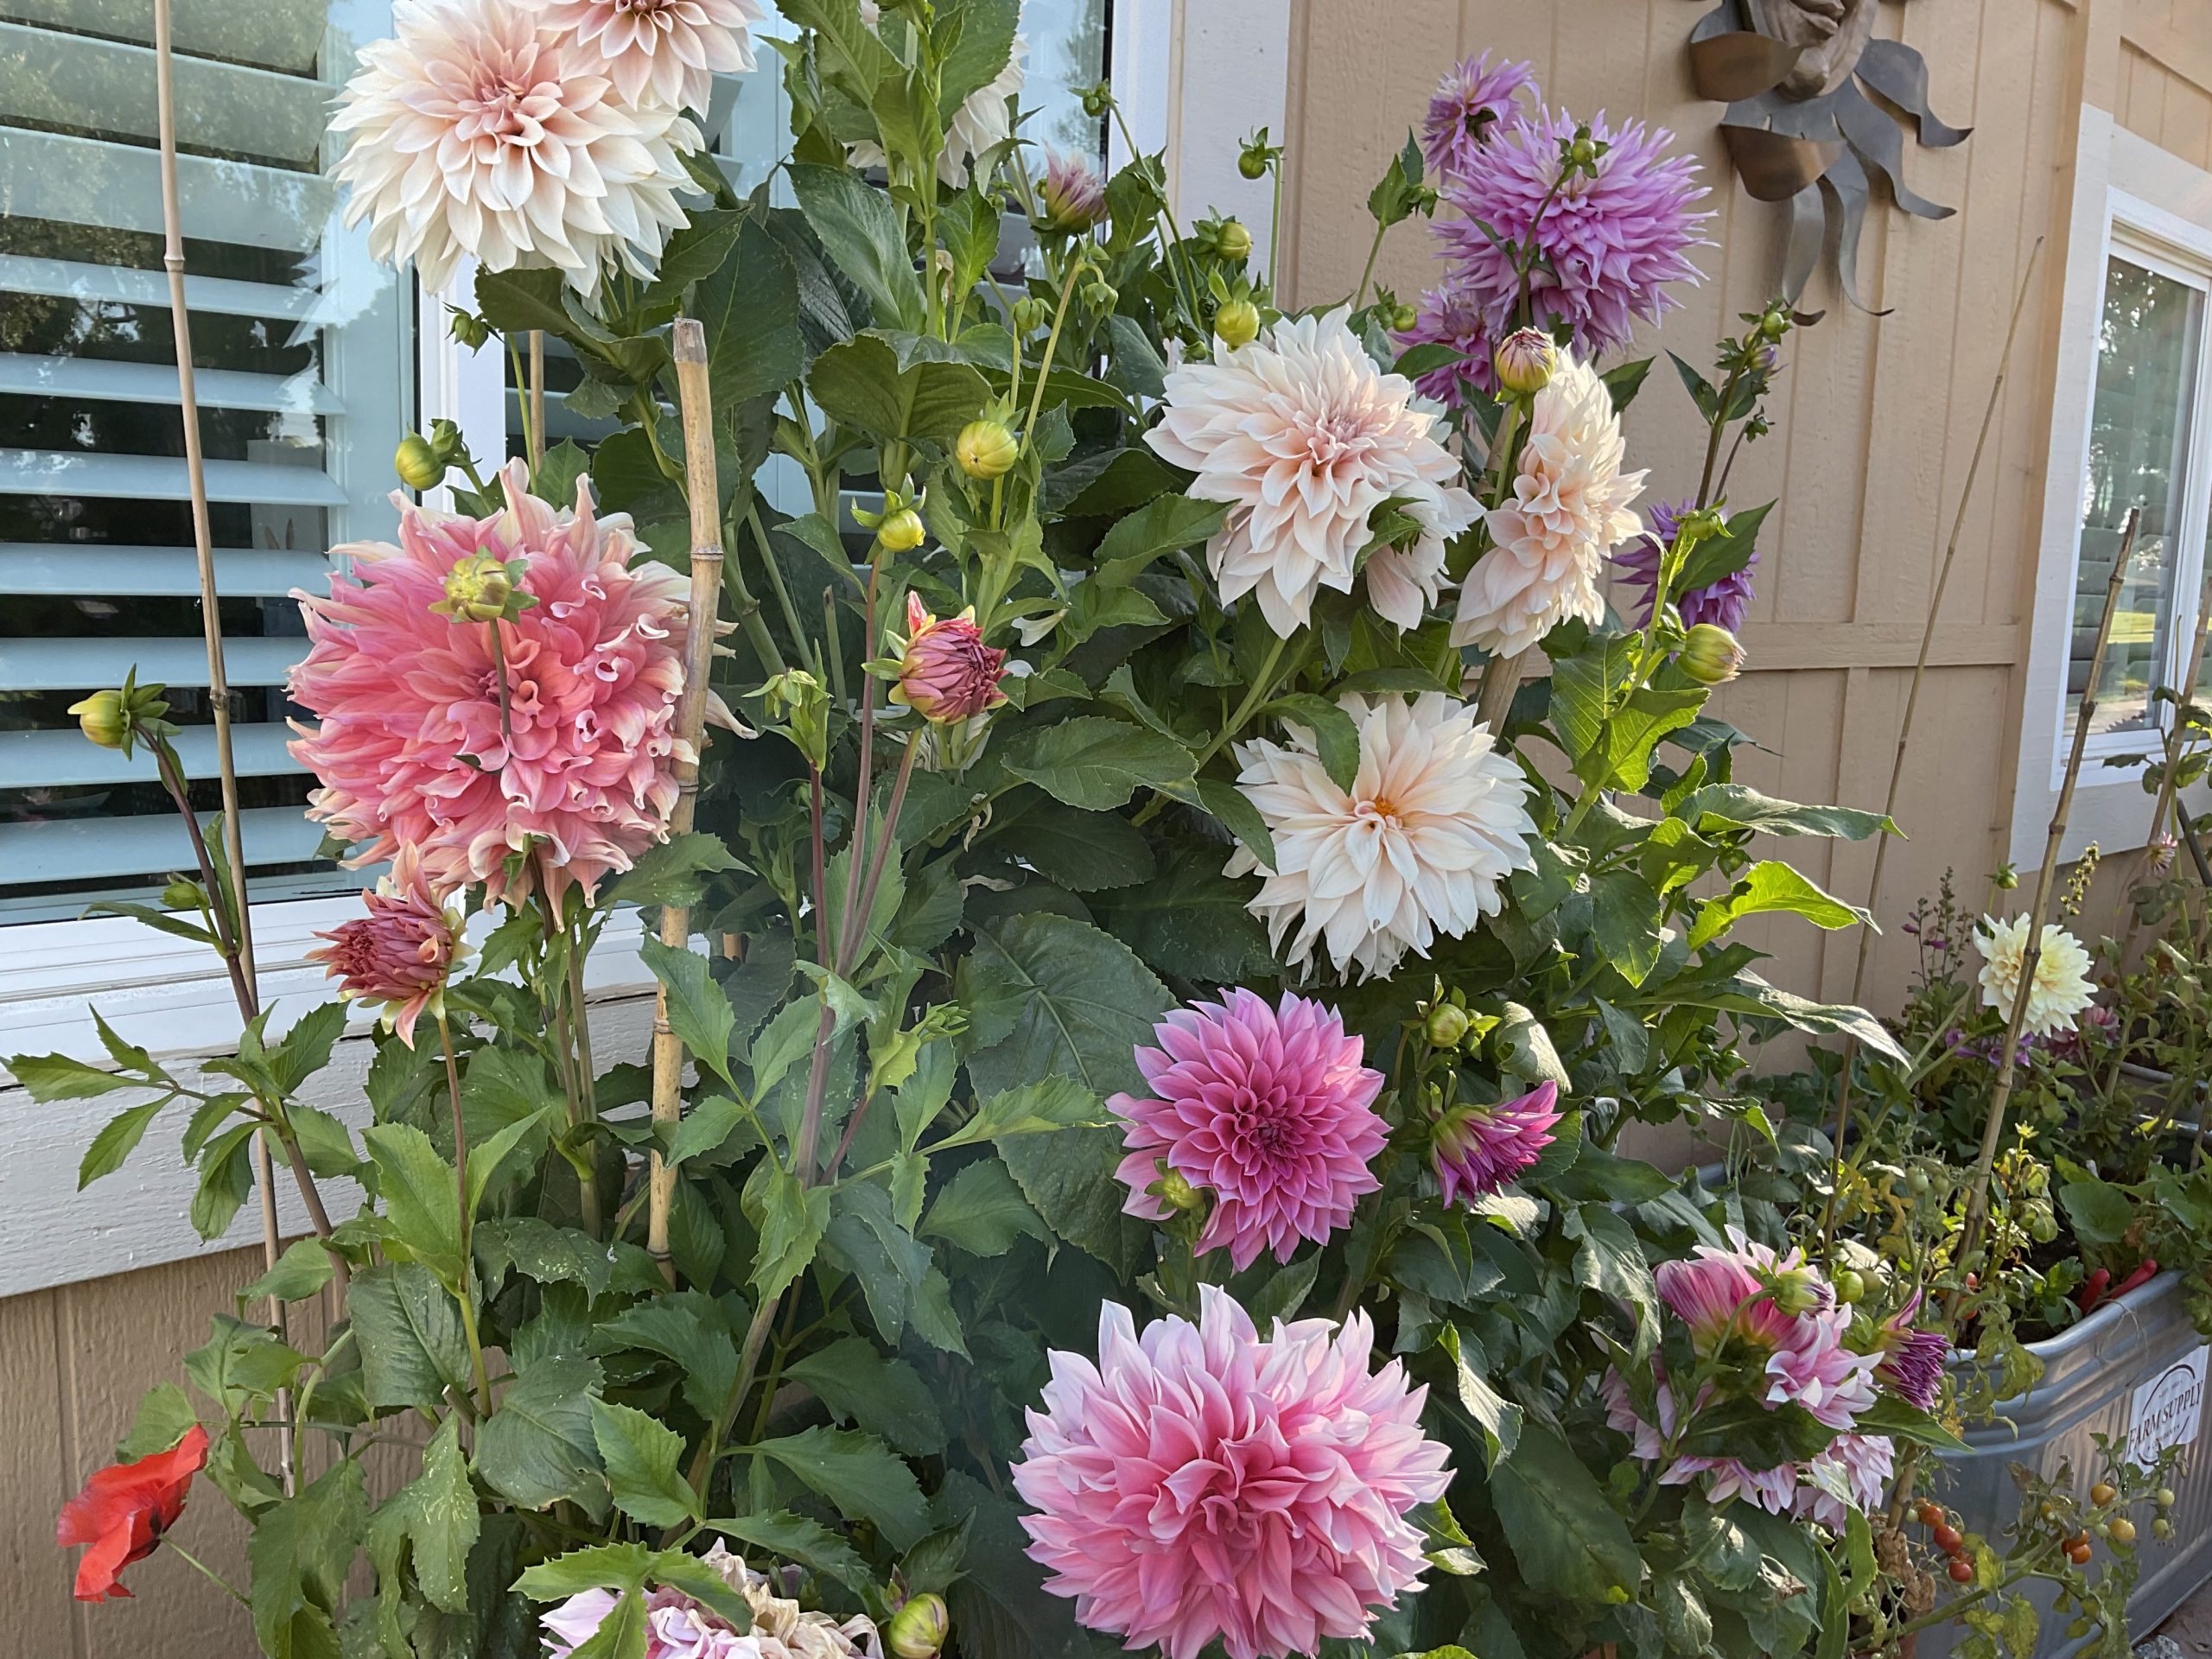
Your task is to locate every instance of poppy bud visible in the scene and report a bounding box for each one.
[887,1593,950,1659]
[957,420,1019,480]
[877,507,927,553]
[1679,623,1745,685]
[395,432,445,491]
[1492,328,1556,397]
[1215,300,1261,349]
[1214,219,1252,262]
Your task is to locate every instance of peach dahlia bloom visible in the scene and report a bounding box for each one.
[538,0,765,114]
[330,0,700,296]
[308,848,471,1047]
[288,459,694,913]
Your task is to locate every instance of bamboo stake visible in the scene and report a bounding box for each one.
[646,319,727,1281]
[153,0,291,1487]
[528,331,547,473]
[1956,506,2140,1273]
[2120,569,2212,962]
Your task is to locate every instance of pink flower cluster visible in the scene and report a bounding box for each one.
[1014,1288,1452,1659]
[289,459,694,913]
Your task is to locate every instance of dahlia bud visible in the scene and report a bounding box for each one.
[1038,151,1106,234]
[1155,1168,1203,1213]
[1679,623,1744,685]
[1992,862,2019,891]
[70,674,174,756]
[1213,219,1252,262]
[1215,300,1261,349]
[1083,279,1118,310]
[1567,128,1600,169]
[1492,328,1557,397]
[887,1593,949,1659]
[1759,305,1789,341]
[395,432,445,491]
[70,688,132,751]
[435,551,522,623]
[892,593,1007,724]
[1079,81,1113,119]
[1424,1002,1471,1049]
[1238,140,1271,181]
[448,309,491,351]
[1387,302,1417,333]
[1757,1262,1827,1316]
[761,670,831,770]
[956,419,1019,480]
[877,507,927,553]
[1010,296,1050,334]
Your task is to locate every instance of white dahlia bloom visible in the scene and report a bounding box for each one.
[1451,348,1645,658]
[331,0,701,298]
[537,0,766,113]
[853,2,1026,188]
[1146,308,1479,638]
[1976,914,2096,1038]
[1229,692,1537,980]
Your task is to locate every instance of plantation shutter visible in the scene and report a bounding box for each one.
[0,0,409,922]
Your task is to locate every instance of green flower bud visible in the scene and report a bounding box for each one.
[1157,1169,1204,1212]
[761,670,832,770]
[1239,147,1270,181]
[448,310,492,351]
[1568,133,1600,168]
[1011,296,1051,334]
[1389,302,1417,332]
[1214,219,1252,262]
[1083,279,1118,311]
[1992,862,2019,891]
[1424,1002,1471,1049]
[1832,1268,1866,1305]
[1080,82,1114,120]
[877,506,927,553]
[1492,327,1557,398]
[956,419,1019,480]
[887,1593,949,1659]
[395,432,445,491]
[1215,299,1262,349]
[436,552,519,623]
[68,688,132,751]
[1679,623,1745,686]
[68,674,172,756]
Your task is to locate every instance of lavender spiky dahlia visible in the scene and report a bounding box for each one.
[1420,53,1537,185]
[1612,500,1759,633]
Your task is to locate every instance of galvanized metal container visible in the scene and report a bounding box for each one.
[1917,1273,2212,1659]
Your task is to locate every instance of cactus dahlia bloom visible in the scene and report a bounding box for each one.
[1975,914,2096,1039]
[307,847,472,1047]
[1147,308,1478,637]
[1873,1294,1950,1413]
[1109,989,1386,1270]
[329,0,701,297]
[1230,693,1537,981]
[1451,348,1645,658]
[1431,1080,1561,1205]
[537,0,766,113]
[289,459,694,914]
[1014,1288,1452,1659]
[1420,53,1537,186]
[852,1,1025,187]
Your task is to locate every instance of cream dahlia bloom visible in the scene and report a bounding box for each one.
[1147,308,1478,638]
[1451,348,1645,658]
[538,0,766,113]
[331,0,701,297]
[1976,914,2097,1039]
[1229,692,1537,980]
[852,1,1026,188]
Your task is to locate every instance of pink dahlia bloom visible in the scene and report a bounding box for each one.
[1600,1370,1799,1515]
[1014,1288,1452,1659]
[1435,105,1712,364]
[890,594,1007,724]
[1431,1079,1560,1205]
[537,0,765,113]
[1109,989,1386,1269]
[1874,1294,1950,1413]
[1039,149,1106,233]
[289,459,694,913]
[1421,54,1537,186]
[307,847,471,1047]
[1795,1433,1895,1531]
[1656,1231,1878,1432]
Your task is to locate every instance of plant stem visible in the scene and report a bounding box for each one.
[437,1013,493,1416]
[486,622,516,751]
[1268,156,1284,296]
[834,559,883,972]
[1352,217,1388,310]
[167,1541,250,1607]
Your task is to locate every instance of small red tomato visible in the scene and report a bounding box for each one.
[2069,1542,2094,1566]
[1949,1559,1975,1583]
[1934,1524,1964,1553]
[1917,1502,1946,1528]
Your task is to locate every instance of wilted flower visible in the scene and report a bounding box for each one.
[1147,308,1478,635]
[537,0,764,113]
[308,848,473,1047]
[1873,1294,1949,1413]
[889,594,1007,724]
[288,459,695,912]
[1230,693,1537,981]
[1492,327,1556,397]
[852,1,1024,187]
[1038,149,1106,232]
[1795,1433,1896,1530]
[1975,914,2096,1039]
[1109,988,1387,1270]
[1014,1289,1452,1659]
[1431,1080,1561,1205]
[1613,499,1758,633]
[1420,53,1537,184]
[543,1543,879,1659]
[56,1424,209,1603]
[1452,349,1644,658]
[330,0,701,297]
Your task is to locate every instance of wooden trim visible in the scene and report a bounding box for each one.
[2123,0,2212,99]
[1737,622,2021,672]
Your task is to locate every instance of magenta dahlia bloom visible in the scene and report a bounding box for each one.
[1014,1288,1452,1659]
[1431,1079,1560,1205]
[289,458,694,913]
[1436,105,1711,364]
[1613,499,1758,632]
[1110,989,1385,1270]
[1656,1231,1878,1431]
[1874,1294,1950,1412]
[1420,53,1537,186]
[306,846,470,1047]
[890,593,1007,724]
[1601,1370,1800,1515]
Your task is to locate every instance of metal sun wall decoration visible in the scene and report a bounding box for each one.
[1688,0,1972,309]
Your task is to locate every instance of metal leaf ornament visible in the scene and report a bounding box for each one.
[1689,0,1970,310]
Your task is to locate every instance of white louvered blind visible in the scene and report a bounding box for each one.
[0,0,408,922]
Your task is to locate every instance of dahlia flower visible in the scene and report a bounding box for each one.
[1874,1294,1950,1413]
[1014,1288,1452,1659]
[1434,105,1711,364]
[1613,499,1758,633]
[1975,914,2096,1039]
[851,1,1025,188]
[1796,1434,1895,1530]
[889,593,1007,724]
[537,0,765,113]
[289,459,694,913]
[1394,281,1494,409]
[1147,308,1478,636]
[1656,1231,1877,1432]
[307,847,472,1047]
[1039,149,1106,233]
[1229,692,1537,980]
[1431,1079,1560,1205]
[1109,989,1386,1269]
[1601,1371,1799,1516]
[1452,348,1644,658]
[330,0,701,297]
[1420,54,1537,185]
[543,1543,879,1659]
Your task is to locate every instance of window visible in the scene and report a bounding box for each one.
[0,0,410,924]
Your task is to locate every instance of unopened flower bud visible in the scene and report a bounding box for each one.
[1011,296,1050,334]
[437,552,518,623]
[1759,1263,1827,1316]
[69,688,132,750]
[1389,302,1417,332]
[1424,1002,1471,1049]
[448,310,492,351]
[1492,328,1557,397]
[956,419,1019,480]
[395,433,445,491]
[877,507,927,553]
[1083,279,1118,311]
[1680,623,1744,685]
[1080,82,1113,119]
[1760,307,1789,341]
[887,1593,949,1659]
[1156,1168,1203,1213]
[1832,1268,1866,1305]
[1238,143,1271,181]
[1214,299,1261,349]
[1214,219,1252,262]
[1568,132,1600,168]
[1992,862,2019,890]
[1039,151,1106,234]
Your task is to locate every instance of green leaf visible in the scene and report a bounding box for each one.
[1265,693,1361,792]
[1689,861,1871,950]
[474,265,570,335]
[593,1295,741,1423]
[477,1217,621,1298]
[2058,1176,2136,1247]
[819,1180,967,1353]
[1672,784,1899,842]
[783,1336,948,1456]
[189,1122,257,1240]
[919,1156,1048,1257]
[467,1103,556,1219]
[238,1237,336,1306]
[1677,499,1775,595]
[937,1075,1101,1149]
[664,1095,754,1171]
[1852,1394,1971,1454]
[116,1382,200,1461]
[591,1399,699,1528]
[79,1096,168,1187]
[1094,850,1278,983]
[476,1357,607,1518]
[809,331,987,445]
[363,1122,464,1284]
[385,1415,480,1613]
[754,1426,930,1550]
[938,0,1019,108]
[707,1511,873,1594]
[963,912,1172,1100]
[1090,494,1228,586]
[1487,1421,1641,1604]
[695,213,804,406]
[287,1103,361,1179]
[1633,966,1907,1063]
[267,1000,347,1096]
[1197,778,1276,872]
[249,1459,366,1659]
[786,164,922,330]
[1563,1204,1657,1340]
[1439,1325,1522,1470]
[347,1262,473,1411]
[10,1050,138,1101]
[1589,868,1667,988]
[1600,356,1655,412]
[1001,717,1197,811]
[747,1158,830,1299]
[612,833,746,908]
[993,798,1155,893]
[641,936,739,1088]
[998,1126,1147,1276]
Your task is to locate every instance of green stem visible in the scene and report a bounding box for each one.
[1107,98,1203,335]
[1352,216,1388,310]
[167,1542,250,1607]
[436,1013,493,1417]
[1134,632,1295,827]
[1268,157,1284,296]
[747,505,817,677]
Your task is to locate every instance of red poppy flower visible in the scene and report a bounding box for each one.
[56,1424,209,1601]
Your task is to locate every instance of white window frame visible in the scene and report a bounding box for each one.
[2013,106,2212,871]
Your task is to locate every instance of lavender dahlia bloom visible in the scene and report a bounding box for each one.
[1420,53,1538,186]
[1612,500,1759,632]
[1038,149,1106,233]
[1874,1294,1950,1412]
[1431,1080,1561,1205]
[1394,280,1497,408]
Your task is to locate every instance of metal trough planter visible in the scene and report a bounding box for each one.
[1917,1272,2212,1659]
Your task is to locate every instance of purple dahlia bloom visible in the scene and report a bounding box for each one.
[1432,1080,1560,1206]
[1613,500,1758,632]
[1420,53,1538,186]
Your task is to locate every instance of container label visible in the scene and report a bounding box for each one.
[2128,1345,2210,1471]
